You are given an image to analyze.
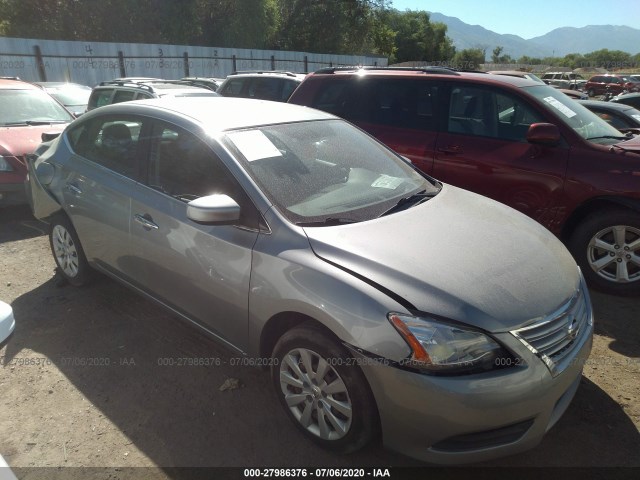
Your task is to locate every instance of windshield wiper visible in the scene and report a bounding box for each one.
[296,217,358,227]
[3,120,68,126]
[378,190,438,217]
[586,135,629,141]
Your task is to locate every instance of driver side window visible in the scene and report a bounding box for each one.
[146,123,232,201]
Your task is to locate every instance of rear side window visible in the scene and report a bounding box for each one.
[247,78,282,101]
[112,90,136,104]
[280,79,300,101]
[311,78,439,131]
[361,80,439,131]
[311,79,354,116]
[219,79,246,97]
[88,89,113,109]
[67,115,144,178]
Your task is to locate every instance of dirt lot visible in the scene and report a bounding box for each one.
[0,205,639,478]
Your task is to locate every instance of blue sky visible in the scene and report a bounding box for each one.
[391,0,640,39]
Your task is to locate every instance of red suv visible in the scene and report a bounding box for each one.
[584,74,640,97]
[0,78,74,206]
[289,67,640,295]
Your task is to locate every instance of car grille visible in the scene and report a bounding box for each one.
[510,285,592,377]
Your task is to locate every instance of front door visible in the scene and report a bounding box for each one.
[129,121,259,350]
[433,84,569,230]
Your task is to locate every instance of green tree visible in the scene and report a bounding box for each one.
[491,46,503,63]
[385,9,454,64]
[516,55,543,65]
[583,49,633,69]
[452,48,485,70]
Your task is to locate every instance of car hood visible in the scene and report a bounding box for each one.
[0,124,67,157]
[614,135,640,153]
[303,185,578,333]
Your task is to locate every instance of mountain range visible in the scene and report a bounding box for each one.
[429,12,640,59]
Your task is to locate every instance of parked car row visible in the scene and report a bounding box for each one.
[7,65,640,465]
[0,71,308,208]
[584,74,640,97]
[541,71,587,90]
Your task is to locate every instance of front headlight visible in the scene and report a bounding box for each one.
[0,156,14,172]
[388,313,511,375]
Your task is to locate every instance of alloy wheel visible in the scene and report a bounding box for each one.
[587,224,640,284]
[52,224,79,278]
[279,347,353,441]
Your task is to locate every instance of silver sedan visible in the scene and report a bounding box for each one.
[27,97,593,464]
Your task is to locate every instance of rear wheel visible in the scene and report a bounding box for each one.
[271,324,378,453]
[49,215,92,286]
[587,88,595,97]
[569,210,640,295]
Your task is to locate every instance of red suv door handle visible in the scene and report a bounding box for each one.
[437,145,462,155]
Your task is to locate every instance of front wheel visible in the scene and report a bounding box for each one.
[271,324,379,453]
[569,210,640,295]
[49,215,92,286]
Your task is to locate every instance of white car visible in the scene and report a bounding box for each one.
[0,301,15,344]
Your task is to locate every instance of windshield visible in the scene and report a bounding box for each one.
[223,119,437,224]
[0,89,74,125]
[47,86,91,106]
[525,85,626,145]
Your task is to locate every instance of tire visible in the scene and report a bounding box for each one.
[568,210,640,296]
[49,215,92,287]
[587,88,595,97]
[271,324,379,454]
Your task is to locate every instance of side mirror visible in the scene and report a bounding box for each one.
[187,194,240,225]
[526,123,561,146]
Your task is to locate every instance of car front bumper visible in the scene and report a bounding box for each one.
[356,321,593,464]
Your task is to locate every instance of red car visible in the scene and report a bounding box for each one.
[289,67,640,295]
[584,74,640,97]
[0,78,74,206]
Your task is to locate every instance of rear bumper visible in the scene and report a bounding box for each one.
[0,182,27,206]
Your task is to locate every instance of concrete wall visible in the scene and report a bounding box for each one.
[0,37,387,86]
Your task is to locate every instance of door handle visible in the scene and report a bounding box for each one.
[437,145,462,155]
[134,214,159,230]
[65,183,82,195]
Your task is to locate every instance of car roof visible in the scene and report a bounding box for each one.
[93,81,215,95]
[0,78,42,90]
[227,71,304,79]
[580,100,635,112]
[35,82,91,89]
[614,92,640,100]
[83,97,336,132]
[308,67,541,88]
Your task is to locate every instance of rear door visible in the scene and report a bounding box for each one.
[129,120,260,349]
[63,114,146,276]
[432,83,569,228]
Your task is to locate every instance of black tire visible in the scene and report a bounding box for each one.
[587,88,595,97]
[271,324,379,454]
[568,210,640,296]
[49,215,92,287]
